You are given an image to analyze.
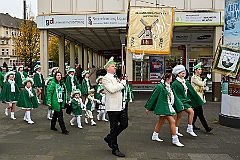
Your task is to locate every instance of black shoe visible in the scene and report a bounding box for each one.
[104,137,113,149]
[206,127,213,132]
[112,150,125,157]
[193,125,200,130]
[62,130,69,135]
[51,127,58,131]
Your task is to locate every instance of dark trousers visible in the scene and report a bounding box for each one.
[51,108,67,132]
[193,105,209,130]
[107,108,128,151]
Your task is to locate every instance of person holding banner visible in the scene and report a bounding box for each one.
[191,62,213,132]
[171,65,203,137]
[102,57,127,157]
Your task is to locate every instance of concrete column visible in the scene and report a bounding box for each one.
[58,36,65,76]
[78,44,83,67]
[102,56,105,67]
[40,29,49,79]
[212,27,222,102]
[89,49,93,68]
[98,55,101,68]
[83,47,88,70]
[70,41,75,68]
[126,51,133,81]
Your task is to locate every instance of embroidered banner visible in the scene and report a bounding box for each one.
[127,7,174,54]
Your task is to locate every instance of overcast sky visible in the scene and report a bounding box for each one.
[0,0,37,19]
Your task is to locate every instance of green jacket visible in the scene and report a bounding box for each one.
[94,84,101,100]
[124,84,134,103]
[145,83,183,115]
[71,99,82,115]
[0,72,6,86]
[81,79,92,95]
[171,80,192,110]
[17,88,38,108]
[65,75,81,93]
[15,71,28,88]
[186,81,204,107]
[33,72,45,88]
[46,80,69,112]
[0,82,20,102]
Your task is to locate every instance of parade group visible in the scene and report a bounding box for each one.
[0,57,213,157]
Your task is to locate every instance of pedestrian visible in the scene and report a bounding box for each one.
[46,71,69,135]
[0,67,7,91]
[102,57,127,157]
[191,62,213,132]
[65,68,81,98]
[96,84,108,122]
[145,73,184,147]
[43,67,59,120]
[33,65,45,104]
[14,64,29,91]
[17,77,38,124]
[82,88,97,126]
[89,65,97,89]
[69,89,83,129]
[0,71,20,120]
[81,70,92,104]
[171,65,202,137]
[95,76,103,116]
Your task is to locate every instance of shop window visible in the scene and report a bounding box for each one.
[6,49,8,55]
[2,49,4,55]
[1,40,4,44]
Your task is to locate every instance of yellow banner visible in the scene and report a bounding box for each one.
[127,7,174,54]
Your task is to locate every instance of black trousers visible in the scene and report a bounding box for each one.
[193,105,209,130]
[51,107,67,132]
[107,108,128,151]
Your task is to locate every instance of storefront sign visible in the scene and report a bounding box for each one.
[223,0,240,48]
[149,56,164,80]
[191,33,213,42]
[87,14,127,27]
[228,75,240,96]
[37,15,86,28]
[127,7,174,54]
[175,12,221,26]
[173,33,191,42]
[132,81,159,91]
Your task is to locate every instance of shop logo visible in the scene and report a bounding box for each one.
[197,35,211,40]
[176,35,189,40]
[46,18,54,26]
[88,16,92,25]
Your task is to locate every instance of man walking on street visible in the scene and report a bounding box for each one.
[102,57,128,157]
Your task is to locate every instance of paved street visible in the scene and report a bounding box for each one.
[0,92,239,160]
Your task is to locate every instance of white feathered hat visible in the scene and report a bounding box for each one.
[172,65,186,75]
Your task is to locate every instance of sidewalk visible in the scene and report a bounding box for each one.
[0,92,238,160]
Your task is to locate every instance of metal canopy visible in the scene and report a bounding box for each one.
[48,26,215,51]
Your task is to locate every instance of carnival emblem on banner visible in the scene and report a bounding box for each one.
[127,7,174,54]
[213,45,240,77]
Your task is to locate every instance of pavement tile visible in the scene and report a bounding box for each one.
[208,154,234,160]
[32,155,54,160]
[35,134,54,139]
[188,153,211,160]
[167,152,190,159]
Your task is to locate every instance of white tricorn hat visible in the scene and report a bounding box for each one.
[22,77,34,85]
[172,65,186,75]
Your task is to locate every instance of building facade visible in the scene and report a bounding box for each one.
[37,0,224,101]
[0,13,22,68]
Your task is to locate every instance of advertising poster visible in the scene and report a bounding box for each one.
[149,56,164,80]
[224,0,240,47]
[127,7,174,54]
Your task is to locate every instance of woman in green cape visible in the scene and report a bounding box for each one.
[145,73,184,147]
[17,77,38,124]
[14,65,28,91]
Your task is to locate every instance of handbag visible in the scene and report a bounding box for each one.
[65,103,72,114]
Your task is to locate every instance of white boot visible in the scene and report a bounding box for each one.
[47,109,52,120]
[151,131,163,142]
[172,135,184,147]
[5,108,9,116]
[23,112,27,121]
[102,110,108,122]
[77,116,83,129]
[37,97,41,104]
[26,111,34,124]
[176,127,183,137]
[70,117,76,125]
[97,113,100,121]
[186,124,197,137]
[10,112,16,120]
[91,119,96,126]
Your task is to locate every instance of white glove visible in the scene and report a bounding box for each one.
[97,100,101,104]
[121,79,126,86]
